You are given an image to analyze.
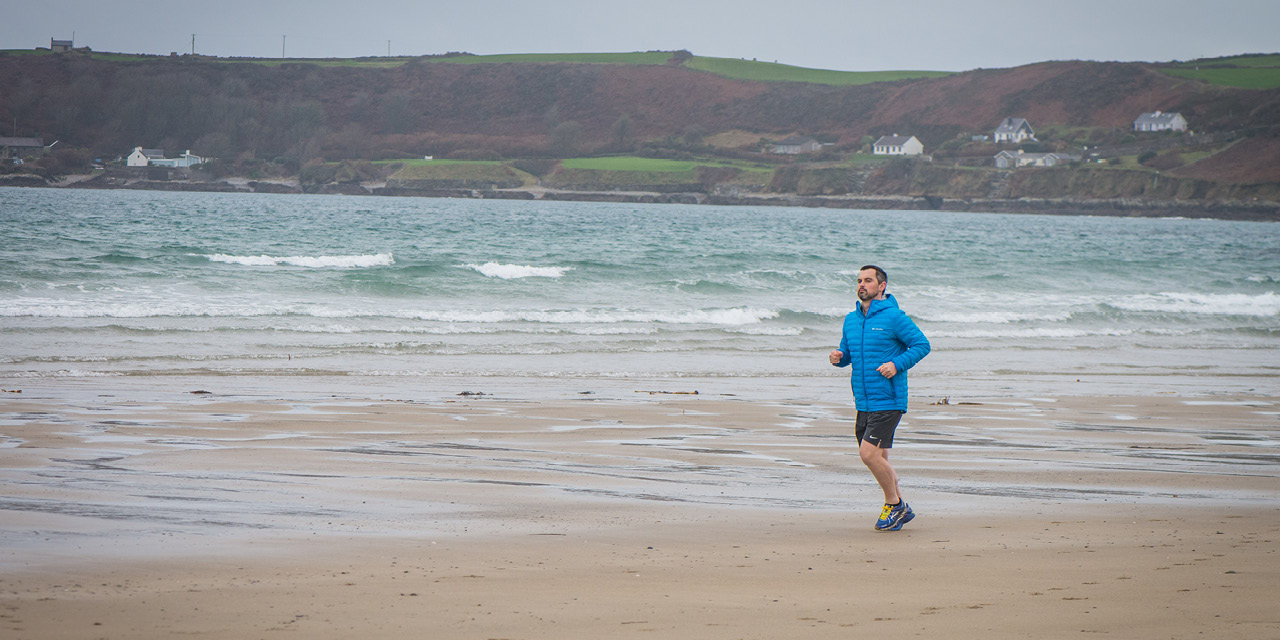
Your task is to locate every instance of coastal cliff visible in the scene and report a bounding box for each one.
[2,50,1277,218]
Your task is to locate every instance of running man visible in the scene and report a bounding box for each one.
[829,265,931,531]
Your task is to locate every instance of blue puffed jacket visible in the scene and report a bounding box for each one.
[833,294,931,413]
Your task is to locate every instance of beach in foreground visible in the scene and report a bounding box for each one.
[1,379,1277,639]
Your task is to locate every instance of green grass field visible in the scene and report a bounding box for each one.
[375,158,503,167]
[0,49,415,67]
[1160,54,1280,89]
[388,162,526,183]
[1183,54,1280,68]
[1160,67,1280,89]
[685,57,951,85]
[429,51,951,85]
[563,156,774,173]
[551,155,783,187]
[551,168,699,185]
[847,154,892,166]
[374,156,778,189]
[225,57,413,68]
[438,52,674,65]
[562,157,697,171]
[2,48,947,84]
[14,48,1276,88]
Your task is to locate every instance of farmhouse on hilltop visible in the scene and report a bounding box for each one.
[994,117,1036,143]
[50,38,74,52]
[770,136,821,155]
[1134,111,1188,132]
[872,135,924,156]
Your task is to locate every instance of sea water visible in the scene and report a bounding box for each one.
[1,187,1277,397]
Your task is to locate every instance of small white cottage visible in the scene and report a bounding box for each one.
[1133,111,1188,132]
[872,135,924,156]
[126,147,165,167]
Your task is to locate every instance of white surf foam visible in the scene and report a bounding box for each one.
[915,309,1074,324]
[931,327,1136,339]
[0,302,778,325]
[204,253,394,268]
[1110,291,1280,317]
[380,307,779,325]
[462,262,570,279]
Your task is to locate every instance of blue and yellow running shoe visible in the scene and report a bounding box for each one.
[875,501,915,531]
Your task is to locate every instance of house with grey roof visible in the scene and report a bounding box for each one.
[1133,111,1188,132]
[0,137,46,159]
[127,147,206,168]
[50,38,74,52]
[994,117,1036,143]
[770,135,821,154]
[994,149,1081,169]
[872,135,924,156]
[151,150,207,168]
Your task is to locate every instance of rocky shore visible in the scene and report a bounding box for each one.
[6,172,1277,221]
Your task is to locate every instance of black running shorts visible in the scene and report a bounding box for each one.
[855,410,904,448]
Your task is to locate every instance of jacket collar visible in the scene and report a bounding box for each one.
[858,293,899,316]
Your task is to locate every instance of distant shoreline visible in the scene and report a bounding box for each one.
[5,176,1278,222]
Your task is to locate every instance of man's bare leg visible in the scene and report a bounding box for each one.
[859,439,900,504]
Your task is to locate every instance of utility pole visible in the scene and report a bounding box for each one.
[387,40,391,57]
[191,34,195,55]
[282,35,287,58]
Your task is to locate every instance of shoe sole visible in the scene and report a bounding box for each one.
[876,511,915,532]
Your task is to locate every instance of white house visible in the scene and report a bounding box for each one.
[150,150,206,168]
[872,134,924,156]
[770,135,821,155]
[1134,111,1188,132]
[994,149,1081,169]
[993,117,1035,143]
[127,147,165,167]
[128,147,205,168]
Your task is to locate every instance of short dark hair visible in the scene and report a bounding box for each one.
[860,264,887,285]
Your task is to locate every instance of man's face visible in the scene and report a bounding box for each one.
[856,270,885,302]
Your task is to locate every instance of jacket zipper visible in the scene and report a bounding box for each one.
[859,303,869,406]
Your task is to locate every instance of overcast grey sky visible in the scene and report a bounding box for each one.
[5,0,1277,72]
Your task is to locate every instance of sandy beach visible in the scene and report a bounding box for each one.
[1,380,1277,639]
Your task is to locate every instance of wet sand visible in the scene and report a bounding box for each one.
[1,383,1278,638]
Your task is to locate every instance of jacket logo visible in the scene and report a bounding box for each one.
[871,327,884,331]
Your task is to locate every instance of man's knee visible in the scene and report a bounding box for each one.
[859,442,885,465]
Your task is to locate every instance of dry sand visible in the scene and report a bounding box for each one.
[1,384,1277,638]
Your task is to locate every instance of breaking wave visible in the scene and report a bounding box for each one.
[462,262,571,279]
[1108,292,1280,317]
[203,253,394,268]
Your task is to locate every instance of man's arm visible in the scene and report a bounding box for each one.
[889,313,930,374]
[830,318,851,367]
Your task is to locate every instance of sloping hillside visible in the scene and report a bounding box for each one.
[0,50,1277,193]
